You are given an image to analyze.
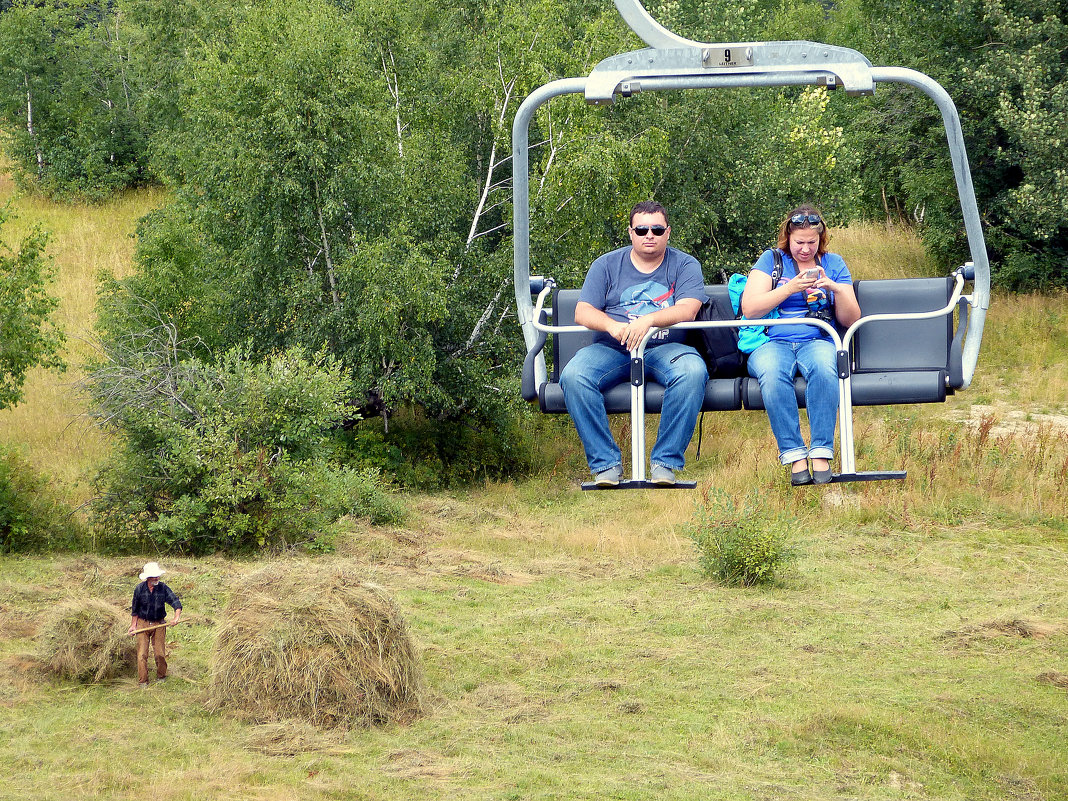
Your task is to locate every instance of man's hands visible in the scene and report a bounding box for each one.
[575,298,700,352]
[608,316,658,351]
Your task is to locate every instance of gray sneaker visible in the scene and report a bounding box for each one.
[593,465,623,487]
[649,464,676,485]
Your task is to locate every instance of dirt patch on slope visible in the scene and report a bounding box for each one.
[954,403,1068,438]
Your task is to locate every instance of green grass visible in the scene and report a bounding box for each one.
[0,170,165,503]
[1,182,1067,799]
[2,522,1066,800]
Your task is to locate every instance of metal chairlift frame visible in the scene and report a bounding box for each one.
[512,0,990,488]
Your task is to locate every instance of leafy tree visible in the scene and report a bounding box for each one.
[0,207,64,409]
[0,0,235,198]
[824,0,1068,288]
[101,0,633,429]
[0,0,150,198]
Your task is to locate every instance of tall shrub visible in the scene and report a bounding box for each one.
[84,330,402,554]
[0,446,81,553]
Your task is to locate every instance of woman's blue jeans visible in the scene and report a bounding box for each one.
[746,338,839,465]
[560,342,707,473]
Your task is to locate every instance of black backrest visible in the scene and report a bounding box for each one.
[550,290,593,382]
[705,283,733,313]
[852,277,954,372]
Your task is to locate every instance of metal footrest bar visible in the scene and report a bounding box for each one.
[581,480,699,491]
[827,471,906,483]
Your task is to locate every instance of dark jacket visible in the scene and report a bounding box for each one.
[131,581,182,623]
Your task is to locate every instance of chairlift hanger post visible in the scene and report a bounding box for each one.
[512,0,990,489]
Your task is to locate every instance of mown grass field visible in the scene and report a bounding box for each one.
[1,178,1066,800]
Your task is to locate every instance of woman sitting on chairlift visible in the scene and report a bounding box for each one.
[741,205,862,485]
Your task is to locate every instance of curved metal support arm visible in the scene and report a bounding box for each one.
[512,78,587,393]
[613,0,706,49]
[871,67,989,389]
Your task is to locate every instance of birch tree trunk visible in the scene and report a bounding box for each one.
[25,76,44,180]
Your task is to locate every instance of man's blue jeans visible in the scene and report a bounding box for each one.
[560,342,707,473]
[746,338,839,465]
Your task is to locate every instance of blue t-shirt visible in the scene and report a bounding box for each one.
[751,248,852,342]
[579,246,706,350]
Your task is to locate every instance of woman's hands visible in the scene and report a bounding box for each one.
[787,267,823,294]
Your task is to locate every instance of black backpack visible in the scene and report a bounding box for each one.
[688,251,785,378]
[688,295,745,377]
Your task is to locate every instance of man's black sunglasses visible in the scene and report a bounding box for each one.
[789,213,823,227]
[632,225,668,236]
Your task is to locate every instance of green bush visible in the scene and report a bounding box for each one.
[85,342,404,555]
[320,466,409,528]
[686,488,796,587]
[0,446,82,553]
[340,405,547,490]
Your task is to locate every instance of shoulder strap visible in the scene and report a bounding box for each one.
[771,248,784,284]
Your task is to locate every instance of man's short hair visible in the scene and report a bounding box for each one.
[629,200,669,226]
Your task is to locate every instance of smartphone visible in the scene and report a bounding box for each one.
[803,268,820,279]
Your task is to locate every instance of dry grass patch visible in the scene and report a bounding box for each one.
[384,748,468,782]
[0,605,37,639]
[207,562,425,729]
[1036,671,1068,690]
[939,617,1063,646]
[243,720,353,756]
[35,598,135,682]
[833,222,943,280]
[0,183,166,503]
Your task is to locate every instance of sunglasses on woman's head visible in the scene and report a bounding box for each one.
[632,225,668,236]
[789,213,823,227]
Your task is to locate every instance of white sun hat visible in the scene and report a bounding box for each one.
[139,562,166,581]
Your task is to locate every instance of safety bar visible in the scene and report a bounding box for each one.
[835,270,968,475]
[633,317,842,483]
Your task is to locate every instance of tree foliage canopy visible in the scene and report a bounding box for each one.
[2,0,1063,287]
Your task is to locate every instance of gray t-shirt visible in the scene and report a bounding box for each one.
[578,246,706,350]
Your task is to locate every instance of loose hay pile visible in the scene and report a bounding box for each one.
[37,598,136,682]
[244,721,352,756]
[207,563,424,729]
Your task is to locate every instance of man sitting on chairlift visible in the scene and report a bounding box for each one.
[560,200,708,486]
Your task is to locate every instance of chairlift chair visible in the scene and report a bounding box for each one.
[512,0,990,489]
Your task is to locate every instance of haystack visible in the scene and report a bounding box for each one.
[206,563,424,729]
[37,598,136,682]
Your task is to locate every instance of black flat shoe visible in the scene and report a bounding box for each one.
[812,468,833,484]
[791,470,813,486]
